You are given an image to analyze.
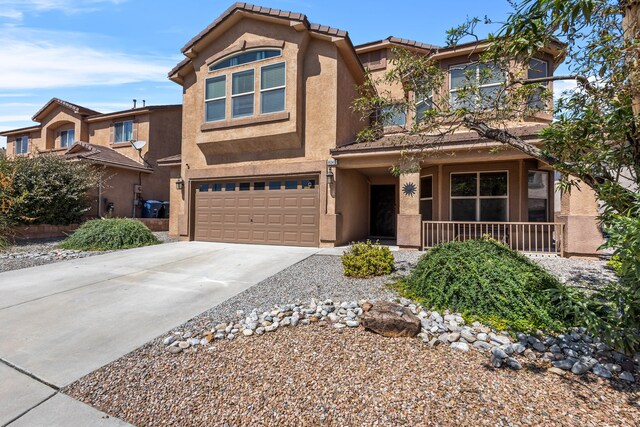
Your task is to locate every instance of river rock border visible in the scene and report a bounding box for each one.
[162,298,638,383]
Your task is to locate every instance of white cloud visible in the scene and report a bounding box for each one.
[0,27,177,90]
[0,0,127,20]
[0,114,32,122]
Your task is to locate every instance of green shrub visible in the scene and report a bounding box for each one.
[59,218,159,251]
[1,155,100,226]
[342,240,395,278]
[396,239,569,332]
[606,255,623,277]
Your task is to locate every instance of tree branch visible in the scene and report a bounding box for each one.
[514,75,594,92]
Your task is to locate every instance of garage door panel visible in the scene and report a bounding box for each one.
[194,176,319,247]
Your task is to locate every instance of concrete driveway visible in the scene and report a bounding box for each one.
[0,242,318,426]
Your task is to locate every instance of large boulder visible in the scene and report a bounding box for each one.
[361,301,421,337]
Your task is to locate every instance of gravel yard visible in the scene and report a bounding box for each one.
[0,232,177,273]
[175,251,423,331]
[65,324,640,426]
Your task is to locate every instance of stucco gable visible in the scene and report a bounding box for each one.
[32,98,100,123]
[169,3,363,84]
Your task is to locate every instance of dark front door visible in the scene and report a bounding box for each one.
[370,185,396,238]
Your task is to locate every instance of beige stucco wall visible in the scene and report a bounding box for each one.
[336,169,369,244]
[556,181,603,257]
[174,16,365,243]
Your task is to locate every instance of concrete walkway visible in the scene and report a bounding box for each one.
[0,242,318,426]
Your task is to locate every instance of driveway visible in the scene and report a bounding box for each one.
[0,242,318,426]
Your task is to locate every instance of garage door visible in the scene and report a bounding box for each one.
[194,177,319,247]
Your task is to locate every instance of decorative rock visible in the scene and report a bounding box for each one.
[512,343,527,354]
[187,338,200,346]
[548,367,567,376]
[473,341,492,351]
[451,342,469,352]
[460,331,476,343]
[492,347,508,360]
[476,333,488,342]
[334,323,347,329]
[242,329,254,337]
[447,332,461,342]
[163,336,176,346]
[227,333,235,340]
[200,338,209,346]
[506,357,522,370]
[533,342,546,352]
[604,363,621,372]
[346,320,360,328]
[178,341,190,349]
[166,346,182,354]
[361,301,421,338]
[255,327,265,335]
[524,349,537,361]
[620,371,635,382]
[592,364,612,379]
[490,333,512,346]
[571,362,591,375]
[552,359,576,370]
[549,344,561,353]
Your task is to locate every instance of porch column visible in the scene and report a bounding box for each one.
[556,179,603,257]
[397,171,422,249]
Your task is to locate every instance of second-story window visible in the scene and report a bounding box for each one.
[15,136,28,154]
[60,129,75,148]
[114,120,133,143]
[232,69,255,118]
[450,63,505,110]
[205,76,226,122]
[415,93,433,124]
[261,63,285,114]
[527,58,549,109]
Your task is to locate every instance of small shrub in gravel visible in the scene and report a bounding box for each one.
[59,218,159,251]
[396,239,571,332]
[342,241,395,278]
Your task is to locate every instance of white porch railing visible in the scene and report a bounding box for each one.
[422,221,565,256]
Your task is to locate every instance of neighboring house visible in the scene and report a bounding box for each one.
[163,2,601,257]
[0,98,182,218]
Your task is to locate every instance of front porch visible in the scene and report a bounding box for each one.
[333,151,574,255]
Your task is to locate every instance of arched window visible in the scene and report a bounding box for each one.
[210,49,281,71]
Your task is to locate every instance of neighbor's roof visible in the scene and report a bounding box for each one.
[64,141,153,173]
[0,124,41,137]
[169,2,360,79]
[32,98,101,122]
[331,124,547,155]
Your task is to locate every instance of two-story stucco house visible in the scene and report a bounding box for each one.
[0,98,182,218]
[163,2,602,257]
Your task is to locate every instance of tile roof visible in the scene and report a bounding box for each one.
[0,125,41,137]
[170,2,351,78]
[64,141,152,172]
[32,98,101,122]
[331,124,547,155]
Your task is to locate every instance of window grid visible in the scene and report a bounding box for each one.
[450,171,509,222]
[114,120,133,143]
[60,129,75,148]
[15,136,28,154]
[449,63,505,109]
[209,49,282,71]
[231,69,255,118]
[260,62,286,114]
[205,75,226,122]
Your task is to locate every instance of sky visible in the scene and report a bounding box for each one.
[0,0,574,149]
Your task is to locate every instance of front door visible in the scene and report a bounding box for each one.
[370,185,396,238]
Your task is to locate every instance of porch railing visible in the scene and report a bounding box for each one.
[422,221,565,256]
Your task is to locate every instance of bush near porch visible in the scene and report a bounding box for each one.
[394,239,570,332]
[342,241,395,278]
[59,218,159,251]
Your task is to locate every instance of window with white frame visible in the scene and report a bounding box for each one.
[449,63,505,110]
[450,172,508,222]
[379,105,406,127]
[60,129,75,148]
[15,136,28,154]
[415,93,433,124]
[527,58,549,109]
[205,75,226,122]
[114,120,133,143]
[420,175,433,221]
[232,69,255,118]
[260,62,285,114]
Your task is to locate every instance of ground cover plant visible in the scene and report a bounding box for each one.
[394,239,570,332]
[59,218,159,251]
[342,240,395,278]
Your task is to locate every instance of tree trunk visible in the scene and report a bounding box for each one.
[622,0,640,116]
